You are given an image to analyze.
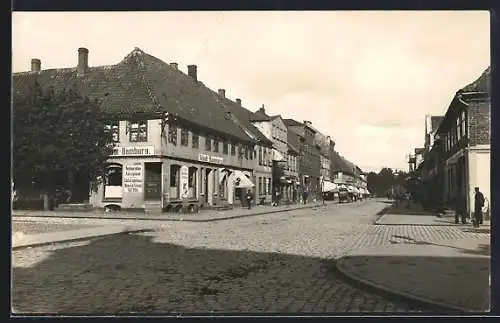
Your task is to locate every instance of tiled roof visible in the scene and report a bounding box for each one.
[330,151,353,175]
[287,130,300,153]
[430,116,444,133]
[250,110,272,122]
[460,66,491,93]
[283,118,302,127]
[212,94,273,146]
[13,47,256,143]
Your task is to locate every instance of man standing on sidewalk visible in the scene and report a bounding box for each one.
[474,187,485,227]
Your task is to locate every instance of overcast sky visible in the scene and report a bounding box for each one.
[12,11,490,173]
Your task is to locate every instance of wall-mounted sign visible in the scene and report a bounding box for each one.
[123,163,144,193]
[198,153,224,164]
[180,165,189,199]
[112,146,155,156]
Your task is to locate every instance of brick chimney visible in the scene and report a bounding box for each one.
[77,47,89,75]
[187,65,197,81]
[31,58,41,72]
[218,89,226,98]
[236,98,241,106]
[170,62,178,70]
[258,104,265,114]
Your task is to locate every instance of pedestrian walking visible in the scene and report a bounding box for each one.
[302,190,308,205]
[454,190,467,224]
[245,189,253,210]
[473,187,485,227]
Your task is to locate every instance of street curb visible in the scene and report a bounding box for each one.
[12,228,155,250]
[333,256,472,313]
[12,204,327,223]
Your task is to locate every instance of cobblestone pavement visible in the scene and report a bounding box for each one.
[12,200,484,314]
[12,220,100,235]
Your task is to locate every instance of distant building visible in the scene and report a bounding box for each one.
[284,119,321,202]
[250,106,298,204]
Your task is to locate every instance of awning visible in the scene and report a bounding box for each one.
[272,149,285,161]
[218,168,231,184]
[322,181,338,192]
[233,170,255,188]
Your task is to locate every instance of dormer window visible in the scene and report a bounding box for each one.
[129,121,147,142]
[105,121,119,142]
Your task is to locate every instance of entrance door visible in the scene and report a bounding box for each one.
[145,162,162,201]
[204,169,212,204]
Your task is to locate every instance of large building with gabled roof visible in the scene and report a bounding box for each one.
[13,47,274,211]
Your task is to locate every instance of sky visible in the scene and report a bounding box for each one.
[12,11,490,173]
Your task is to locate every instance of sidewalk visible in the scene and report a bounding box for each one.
[12,225,154,250]
[12,202,328,222]
[335,237,490,312]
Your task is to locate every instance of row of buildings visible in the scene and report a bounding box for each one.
[409,66,491,217]
[13,47,368,212]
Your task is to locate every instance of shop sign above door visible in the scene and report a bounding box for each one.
[198,153,224,164]
[112,146,155,156]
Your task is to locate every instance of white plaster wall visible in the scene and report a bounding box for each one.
[253,122,272,141]
[467,148,490,216]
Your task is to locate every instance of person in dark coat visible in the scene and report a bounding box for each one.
[474,187,485,227]
[245,189,253,210]
[302,190,308,205]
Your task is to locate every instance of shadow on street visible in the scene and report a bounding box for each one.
[339,254,490,312]
[12,233,423,314]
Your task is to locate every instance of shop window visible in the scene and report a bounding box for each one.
[180,128,189,146]
[192,132,199,149]
[258,177,262,195]
[168,125,178,145]
[129,121,148,142]
[267,178,271,195]
[105,121,119,142]
[223,142,229,154]
[231,143,236,156]
[170,164,180,199]
[205,136,211,151]
[104,164,123,199]
[213,138,219,153]
[188,167,197,198]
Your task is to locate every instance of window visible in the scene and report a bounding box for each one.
[231,143,236,156]
[129,121,147,142]
[461,111,467,139]
[213,138,219,153]
[170,165,179,187]
[167,124,177,145]
[205,136,211,151]
[456,117,461,141]
[192,132,199,149]
[267,177,271,194]
[105,121,120,142]
[258,147,263,165]
[248,146,253,160]
[180,128,189,146]
[258,177,262,195]
[223,142,228,154]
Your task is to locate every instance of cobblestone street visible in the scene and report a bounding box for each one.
[11,199,488,314]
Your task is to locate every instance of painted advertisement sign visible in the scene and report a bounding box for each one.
[123,163,144,193]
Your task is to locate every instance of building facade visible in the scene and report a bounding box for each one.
[250,106,298,203]
[14,47,273,212]
[417,67,490,217]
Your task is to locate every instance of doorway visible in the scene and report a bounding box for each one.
[145,162,162,201]
[204,169,212,204]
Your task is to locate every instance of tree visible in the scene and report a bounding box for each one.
[13,81,114,209]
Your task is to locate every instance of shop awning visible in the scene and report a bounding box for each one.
[233,170,255,188]
[322,181,338,192]
[272,149,285,161]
